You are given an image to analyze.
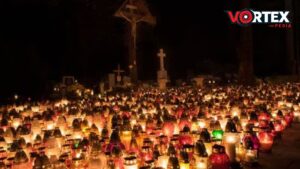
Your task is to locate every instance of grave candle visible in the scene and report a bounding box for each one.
[244,149,258,163]
[212,130,223,141]
[179,161,190,169]
[194,140,208,169]
[258,131,273,152]
[121,130,132,151]
[124,156,138,169]
[223,133,239,162]
[197,119,207,129]
[157,154,169,169]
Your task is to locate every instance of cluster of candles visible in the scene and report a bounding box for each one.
[0,83,299,169]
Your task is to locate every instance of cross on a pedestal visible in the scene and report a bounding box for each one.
[157,48,166,71]
[113,64,124,82]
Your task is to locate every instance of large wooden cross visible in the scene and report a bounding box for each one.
[115,0,156,83]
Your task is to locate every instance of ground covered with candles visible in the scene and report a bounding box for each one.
[1,83,300,169]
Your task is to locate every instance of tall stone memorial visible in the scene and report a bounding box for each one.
[157,48,168,90]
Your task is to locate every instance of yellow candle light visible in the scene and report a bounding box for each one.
[244,149,258,163]
[124,156,138,169]
[294,111,300,122]
[231,107,241,118]
[223,132,240,162]
[219,118,227,131]
[179,161,190,169]
[236,143,246,162]
[204,142,212,156]
[195,157,207,169]
[12,118,22,129]
[197,119,207,129]
[157,155,169,169]
[73,130,83,140]
[121,130,132,151]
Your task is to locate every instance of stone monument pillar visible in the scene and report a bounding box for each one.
[108,73,115,90]
[157,48,168,90]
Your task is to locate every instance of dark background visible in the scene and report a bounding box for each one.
[0,0,299,99]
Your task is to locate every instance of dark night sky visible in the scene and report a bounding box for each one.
[0,0,297,98]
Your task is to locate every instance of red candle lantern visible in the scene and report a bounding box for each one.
[208,145,230,169]
[170,136,181,150]
[258,120,269,128]
[273,120,284,138]
[274,121,284,133]
[176,106,185,119]
[257,131,274,152]
[242,132,260,150]
[141,146,153,164]
[284,113,293,127]
[183,144,194,160]
[258,112,271,121]
[162,121,175,138]
[179,127,193,148]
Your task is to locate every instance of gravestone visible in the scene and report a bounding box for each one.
[113,64,124,85]
[193,76,205,87]
[157,48,168,90]
[62,76,75,86]
[99,82,105,94]
[123,76,131,87]
[108,73,115,90]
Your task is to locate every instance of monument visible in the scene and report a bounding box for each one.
[157,48,168,90]
[115,0,156,83]
[99,82,105,95]
[108,73,115,90]
[113,64,125,85]
[193,76,205,87]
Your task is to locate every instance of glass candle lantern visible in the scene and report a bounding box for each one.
[194,140,208,169]
[257,131,273,152]
[194,157,208,169]
[191,118,199,132]
[208,145,230,169]
[121,130,132,151]
[179,161,190,169]
[157,154,169,169]
[162,121,175,138]
[90,141,107,169]
[294,111,300,122]
[12,150,32,169]
[230,107,241,118]
[141,146,153,163]
[197,119,207,129]
[167,152,180,169]
[212,130,223,141]
[124,156,138,169]
[236,143,246,162]
[12,118,22,130]
[244,149,258,164]
[179,133,193,148]
[222,133,240,162]
[31,118,42,139]
[56,116,67,136]
[44,136,60,160]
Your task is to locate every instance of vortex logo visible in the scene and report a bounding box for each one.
[226,9,290,25]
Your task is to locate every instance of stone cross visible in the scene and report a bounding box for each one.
[157,48,166,71]
[113,64,124,82]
